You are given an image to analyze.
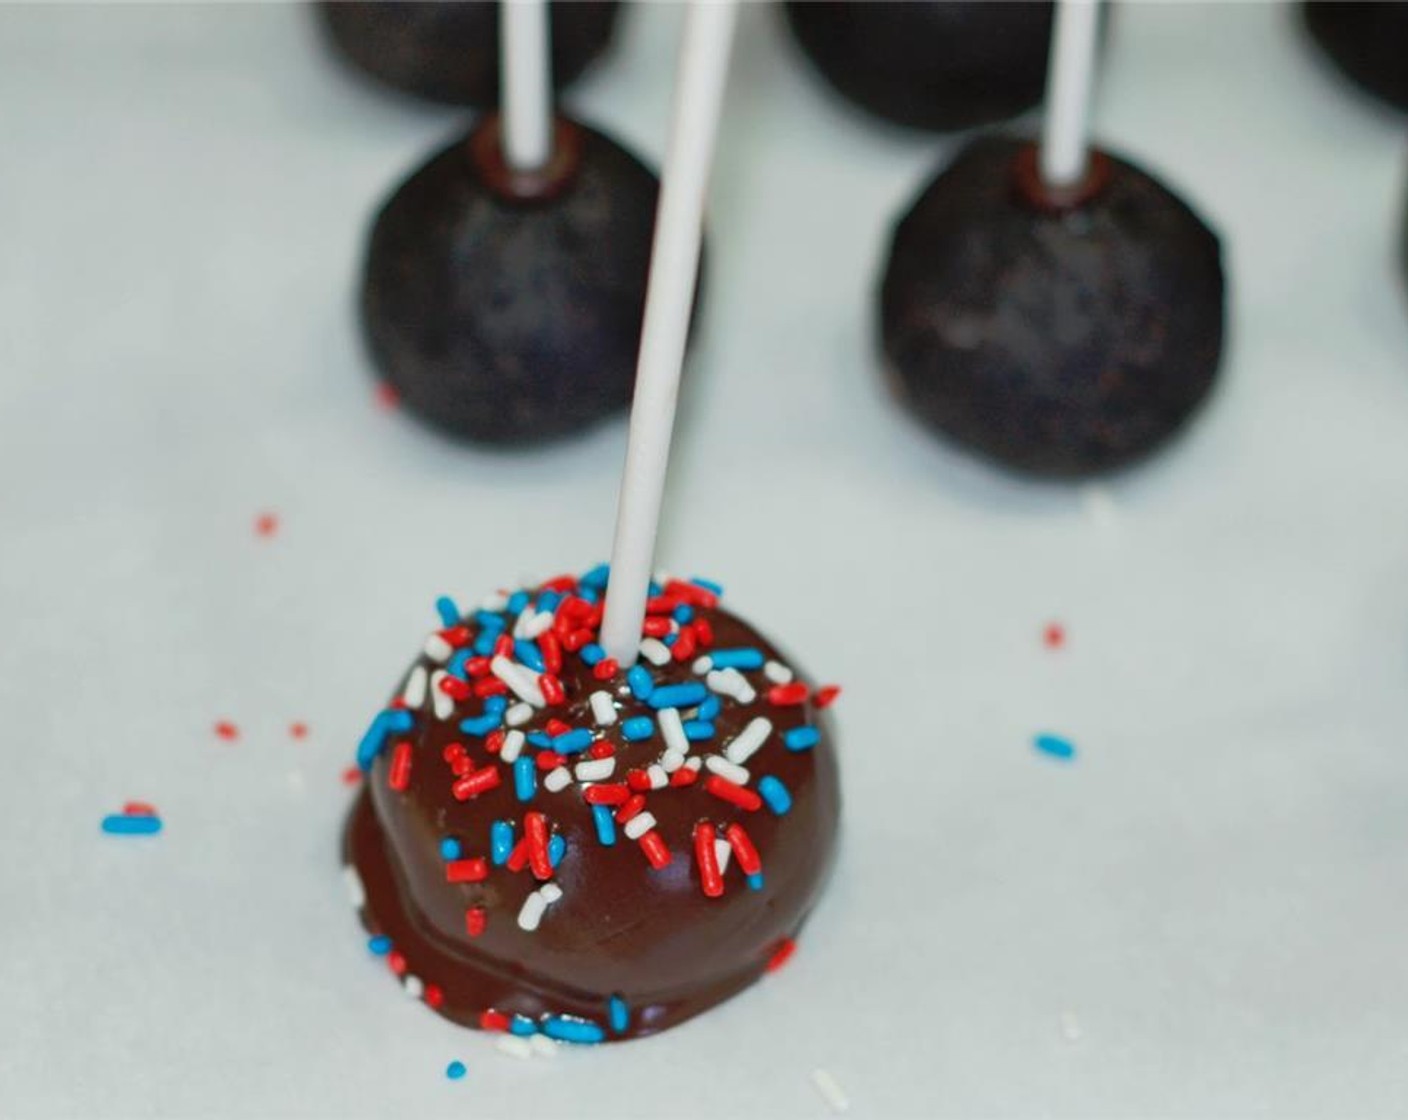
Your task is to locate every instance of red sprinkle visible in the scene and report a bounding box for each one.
[387,741,413,791]
[438,676,472,701]
[505,838,529,873]
[694,822,724,898]
[563,628,591,652]
[615,794,647,824]
[646,595,680,615]
[542,575,578,594]
[441,625,472,648]
[536,750,566,771]
[451,754,473,777]
[591,659,619,682]
[583,782,629,806]
[670,628,697,663]
[812,685,842,709]
[545,718,572,738]
[540,674,566,705]
[466,656,492,679]
[480,1010,510,1033]
[642,616,672,638]
[289,722,309,740]
[725,823,762,875]
[768,682,809,707]
[445,858,488,884]
[539,632,563,674]
[254,512,279,538]
[587,740,615,760]
[670,766,699,788]
[638,830,672,869]
[705,775,762,811]
[465,907,487,938]
[451,768,501,801]
[524,812,552,880]
[692,617,715,647]
[484,730,505,755]
[1044,622,1066,650]
[766,939,797,973]
[625,769,652,792]
[493,635,514,659]
[473,677,508,698]
[374,382,400,410]
[123,801,158,817]
[341,767,363,785]
[424,984,444,1009]
[388,950,408,976]
[213,721,239,742]
[442,742,468,763]
[665,579,718,609]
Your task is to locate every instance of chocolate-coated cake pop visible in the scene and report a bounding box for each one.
[880,136,1226,478]
[362,116,691,445]
[319,1,619,107]
[344,570,840,1042]
[783,1,1054,132]
[1302,2,1408,114]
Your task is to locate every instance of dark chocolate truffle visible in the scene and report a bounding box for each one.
[1302,2,1408,114]
[362,116,679,445]
[783,1,1055,132]
[880,136,1226,478]
[344,571,840,1042]
[318,1,620,107]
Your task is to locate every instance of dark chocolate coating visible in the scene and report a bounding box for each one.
[880,136,1226,478]
[345,595,840,1041]
[783,1,1054,132]
[1302,2,1408,114]
[361,120,676,445]
[318,1,620,107]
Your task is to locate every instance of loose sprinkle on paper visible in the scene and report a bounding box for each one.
[1043,622,1066,649]
[102,807,162,836]
[445,1060,466,1080]
[254,512,279,538]
[811,1069,851,1114]
[289,722,309,740]
[213,720,239,742]
[1034,733,1076,761]
[374,382,400,410]
[342,766,363,786]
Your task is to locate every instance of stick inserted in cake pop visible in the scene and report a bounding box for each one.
[1039,0,1101,188]
[600,1,738,667]
[500,0,554,170]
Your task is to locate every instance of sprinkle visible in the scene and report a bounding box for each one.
[767,938,797,972]
[626,769,652,792]
[694,822,724,898]
[424,633,454,663]
[638,830,671,869]
[706,667,756,703]
[368,935,392,955]
[122,801,157,817]
[549,834,566,867]
[711,647,764,670]
[623,811,658,841]
[608,995,629,1033]
[254,511,279,538]
[575,758,615,782]
[705,755,750,785]
[763,660,793,684]
[424,984,444,1009]
[747,872,764,890]
[690,576,724,597]
[496,1036,533,1060]
[725,716,773,764]
[685,756,704,771]
[626,664,654,700]
[430,672,455,720]
[706,775,762,811]
[660,749,687,773]
[505,839,529,872]
[622,716,654,742]
[692,656,714,674]
[214,720,239,742]
[465,907,487,938]
[813,684,842,709]
[543,1016,605,1045]
[592,804,616,845]
[452,768,501,800]
[768,682,808,706]
[357,709,413,770]
[341,766,362,785]
[480,1009,510,1032]
[552,728,594,754]
[1034,733,1077,761]
[589,691,617,726]
[683,720,715,741]
[458,712,501,737]
[811,1069,850,1114]
[101,813,161,835]
[387,741,413,791]
[500,729,525,763]
[580,563,610,590]
[402,666,428,709]
[440,837,462,861]
[580,643,605,666]
[540,674,566,705]
[698,694,721,720]
[785,726,821,751]
[525,812,552,880]
[517,891,548,932]
[649,682,708,710]
[758,775,792,815]
[615,794,647,823]
[509,1014,537,1037]
[491,656,545,707]
[343,865,366,908]
[513,639,545,672]
[715,837,732,874]
[726,823,762,875]
[540,882,562,903]
[404,975,424,1000]
[1044,622,1067,649]
[435,596,461,627]
[491,821,514,865]
[583,782,629,806]
[638,638,671,666]
[543,766,572,793]
[374,381,400,410]
[446,1060,467,1081]
[446,858,488,884]
[514,755,536,801]
[671,765,699,787]
[387,950,407,975]
[505,702,534,727]
[647,764,668,789]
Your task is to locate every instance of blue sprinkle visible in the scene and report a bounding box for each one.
[758,776,792,815]
[506,590,530,615]
[549,834,566,867]
[459,713,500,737]
[473,631,497,656]
[526,731,553,749]
[626,665,654,700]
[710,647,764,670]
[622,716,654,742]
[368,935,392,955]
[581,643,605,666]
[445,1060,467,1080]
[357,708,414,770]
[608,995,629,1033]
[439,837,462,861]
[475,611,506,631]
[536,590,562,614]
[514,756,537,802]
[697,694,721,720]
[484,696,508,717]
[647,580,663,598]
[491,820,514,865]
[509,1015,538,1037]
[101,814,162,836]
[552,728,594,754]
[649,683,708,709]
[1034,734,1076,761]
[662,632,677,647]
[435,596,460,627]
[746,872,765,891]
[691,576,724,596]
[513,639,545,672]
[683,720,715,741]
[784,726,821,751]
[580,563,610,590]
[580,587,600,604]
[447,648,471,681]
[592,805,617,846]
[673,604,694,624]
[542,1016,605,1044]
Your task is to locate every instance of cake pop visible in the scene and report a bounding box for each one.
[1301,2,1408,114]
[783,1,1055,132]
[319,0,620,107]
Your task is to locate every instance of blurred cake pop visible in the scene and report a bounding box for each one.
[1302,2,1408,114]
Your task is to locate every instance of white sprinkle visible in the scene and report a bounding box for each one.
[505,702,534,727]
[479,591,509,612]
[512,608,534,638]
[491,655,545,707]
[638,639,671,666]
[623,812,657,841]
[658,708,689,755]
[692,656,714,675]
[575,758,615,782]
[529,1033,559,1057]
[517,891,548,931]
[544,766,572,793]
[342,865,365,909]
[519,610,554,640]
[715,838,732,873]
[684,756,704,772]
[500,729,525,763]
[540,882,563,904]
[647,764,668,789]
[763,660,793,684]
[401,665,428,708]
[705,755,750,785]
[811,1069,850,1113]
[590,690,618,726]
[423,633,453,663]
[403,975,423,1000]
[496,1035,533,1060]
[430,671,455,721]
[707,667,755,704]
[1060,1012,1083,1041]
[660,749,687,773]
[724,717,773,765]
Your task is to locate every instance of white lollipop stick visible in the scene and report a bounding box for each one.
[1039,0,1102,189]
[500,0,553,171]
[599,0,739,667]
